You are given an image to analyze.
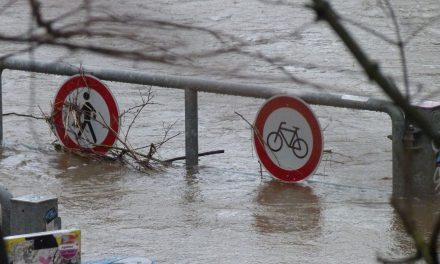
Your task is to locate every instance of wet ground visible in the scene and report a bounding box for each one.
[1,0,440,263]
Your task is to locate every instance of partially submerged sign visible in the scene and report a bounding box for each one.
[253,95,323,182]
[52,75,119,154]
[5,229,81,264]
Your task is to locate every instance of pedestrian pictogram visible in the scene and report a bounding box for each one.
[52,75,119,154]
[77,92,97,143]
[253,95,323,182]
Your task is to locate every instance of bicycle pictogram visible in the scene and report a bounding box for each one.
[266,122,309,159]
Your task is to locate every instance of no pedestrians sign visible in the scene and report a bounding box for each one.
[52,75,119,154]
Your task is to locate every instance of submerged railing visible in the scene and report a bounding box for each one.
[0,58,407,195]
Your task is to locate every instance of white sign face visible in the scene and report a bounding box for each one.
[62,88,111,147]
[263,107,313,170]
[53,75,119,154]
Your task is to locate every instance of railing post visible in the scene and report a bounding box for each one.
[385,106,406,196]
[185,88,198,167]
[0,185,12,236]
[0,69,3,146]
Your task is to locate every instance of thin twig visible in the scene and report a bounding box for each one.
[308,0,440,147]
[164,150,225,163]
[2,112,46,120]
[383,0,410,100]
[339,16,398,45]
[123,88,154,143]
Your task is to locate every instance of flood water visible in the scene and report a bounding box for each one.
[1,0,440,263]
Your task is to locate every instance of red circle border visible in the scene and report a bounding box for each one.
[253,95,323,182]
[53,75,119,154]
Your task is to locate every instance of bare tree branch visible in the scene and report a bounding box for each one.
[122,88,154,144]
[2,112,46,120]
[404,14,440,45]
[308,0,440,262]
[338,16,398,45]
[382,0,410,100]
[308,0,440,147]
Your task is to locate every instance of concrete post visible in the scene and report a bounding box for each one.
[185,88,198,167]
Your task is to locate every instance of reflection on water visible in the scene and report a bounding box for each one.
[182,169,203,204]
[52,151,129,210]
[54,151,125,183]
[388,198,440,257]
[253,181,321,234]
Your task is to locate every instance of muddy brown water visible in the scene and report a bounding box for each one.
[1,0,440,263]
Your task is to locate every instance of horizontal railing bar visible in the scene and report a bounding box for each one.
[0,58,398,115]
[0,57,406,195]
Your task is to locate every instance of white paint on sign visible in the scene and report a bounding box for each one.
[263,107,313,170]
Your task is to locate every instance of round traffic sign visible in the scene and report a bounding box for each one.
[253,95,323,182]
[52,75,119,154]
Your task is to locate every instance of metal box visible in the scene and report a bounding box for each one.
[10,195,61,235]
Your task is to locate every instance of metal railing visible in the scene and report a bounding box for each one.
[0,58,405,194]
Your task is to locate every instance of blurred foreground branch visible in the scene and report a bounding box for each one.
[308,0,440,263]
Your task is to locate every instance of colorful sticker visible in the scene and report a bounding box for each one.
[44,208,58,224]
[5,229,81,264]
[59,233,79,260]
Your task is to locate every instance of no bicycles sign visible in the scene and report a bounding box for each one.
[253,95,323,182]
[52,75,119,154]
